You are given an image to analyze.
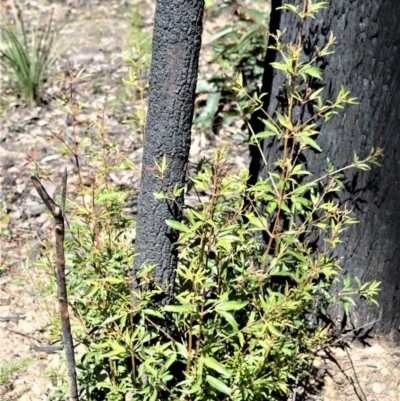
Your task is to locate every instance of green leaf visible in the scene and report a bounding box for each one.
[161,374,174,383]
[144,360,158,377]
[154,191,167,199]
[267,323,282,337]
[253,130,278,140]
[165,219,190,232]
[161,353,177,374]
[259,118,280,134]
[217,235,239,242]
[239,23,262,43]
[216,310,239,332]
[303,66,323,79]
[142,309,165,319]
[356,163,371,171]
[291,164,311,176]
[279,200,292,214]
[205,92,221,118]
[101,277,124,284]
[276,112,293,130]
[277,4,300,14]
[210,26,235,42]
[216,300,248,312]
[150,389,158,401]
[100,343,126,358]
[298,135,322,152]
[175,342,188,359]
[102,314,126,326]
[270,61,291,73]
[175,231,194,244]
[206,375,231,396]
[309,87,324,100]
[265,201,278,215]
[161,154,167,172]
[355,277,364,290]
[163,304,193,313]
[248,215,266,230]
[343,275,351,289]
[340,296,357,307]
[203,357,231,377]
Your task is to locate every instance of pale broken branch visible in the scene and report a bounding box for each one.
[31,169,79,401]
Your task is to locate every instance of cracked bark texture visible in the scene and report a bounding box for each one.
[250,0,400,340]
[132,0,204,303]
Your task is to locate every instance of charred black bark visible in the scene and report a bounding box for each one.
[132,1,204,304]
[254,0,400,340]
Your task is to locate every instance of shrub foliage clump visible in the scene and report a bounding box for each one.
[32,2,381,400]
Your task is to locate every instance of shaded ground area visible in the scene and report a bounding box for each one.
[0,1,398,400]
[307,343,400,401]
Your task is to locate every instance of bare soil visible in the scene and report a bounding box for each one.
[0,1,399,400]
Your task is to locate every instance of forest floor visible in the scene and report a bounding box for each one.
[0,1,399,400]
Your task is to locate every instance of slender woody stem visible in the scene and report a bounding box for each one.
[31,171,79,401]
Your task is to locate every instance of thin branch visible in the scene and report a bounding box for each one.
[345,346,368,401]
[0,315,26,322]
[31,345,64,354]
[30,172,79,401]
[31,176,59,216]
[0,326,42,343]
[61,167,68,216]
[291,366,302,401]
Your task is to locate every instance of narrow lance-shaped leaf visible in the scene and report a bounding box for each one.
[216,300,249,312]
[206,375,231,396]
[203,357,231,377]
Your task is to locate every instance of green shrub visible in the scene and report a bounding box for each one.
[32,2,381,400]
[0,2,62,105]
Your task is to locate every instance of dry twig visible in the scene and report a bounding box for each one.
[31,169,79,401]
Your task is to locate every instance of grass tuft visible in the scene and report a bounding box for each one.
[0,2,62,105]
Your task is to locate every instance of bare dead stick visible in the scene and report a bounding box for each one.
[31,169,79,401]
[345,346,368,401]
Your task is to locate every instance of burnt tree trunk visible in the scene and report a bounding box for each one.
[133,0,204,303]
[250,0,400,340]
